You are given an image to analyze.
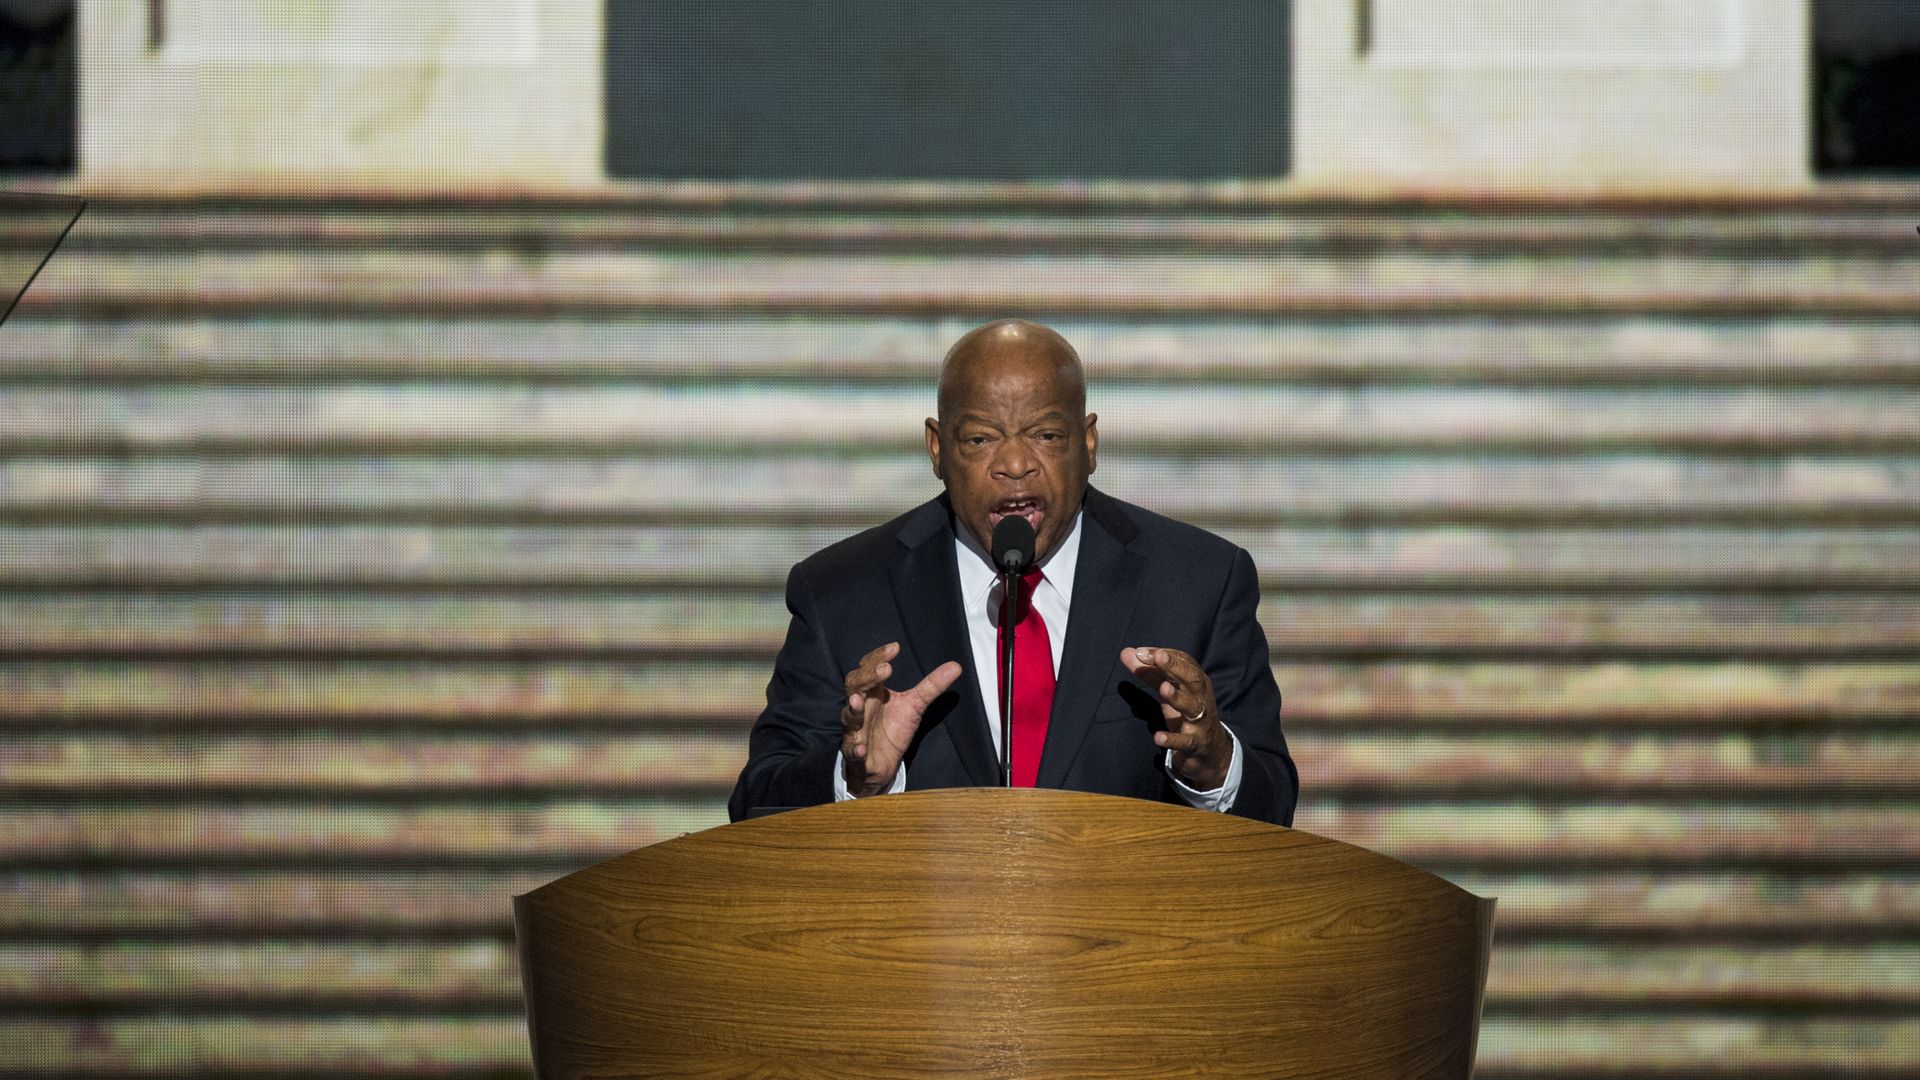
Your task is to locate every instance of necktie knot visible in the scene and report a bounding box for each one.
[1015,568,1044,619]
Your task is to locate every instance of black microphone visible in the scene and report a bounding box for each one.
[990,515,1036,787]
[991,515,1036,575]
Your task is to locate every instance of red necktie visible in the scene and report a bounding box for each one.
[996,568,1055,787]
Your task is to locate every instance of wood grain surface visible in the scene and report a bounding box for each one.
[515,788,1494,1080]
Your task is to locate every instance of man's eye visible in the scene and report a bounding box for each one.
[965,436,989,446]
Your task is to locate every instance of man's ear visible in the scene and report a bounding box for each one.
[1084,413,1099,474]
[925,417,944,479]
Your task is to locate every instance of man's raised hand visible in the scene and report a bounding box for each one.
[1120,645,1236,791]
[841,642,964,797]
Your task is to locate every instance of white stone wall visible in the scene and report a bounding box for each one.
[72,0,1816,193]
[78,0,603,190]
[1292,0,1811,193]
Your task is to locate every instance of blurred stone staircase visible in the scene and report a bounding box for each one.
[2,190,1919,1076]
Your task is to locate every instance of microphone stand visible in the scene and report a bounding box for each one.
[997,566,1019,788]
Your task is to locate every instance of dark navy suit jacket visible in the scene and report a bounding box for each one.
[727,487,1298,826]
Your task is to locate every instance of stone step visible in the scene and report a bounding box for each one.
[0,659,1910,725]
[0,525,1911,587]
[6,457,1920,523]
[26,196,1920,253]
[2,591,1914,657]
[21,248,1920,317]
[4,385,1918,450]
[8,315,1919,384]
[6,731,1911,795]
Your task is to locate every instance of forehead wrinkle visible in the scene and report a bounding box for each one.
[945,403,1075,435]
[938,363,1085,424]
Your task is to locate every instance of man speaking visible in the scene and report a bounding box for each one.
[728,320,1298,826]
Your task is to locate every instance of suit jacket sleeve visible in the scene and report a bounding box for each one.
[727,561,845,821]
[1209,547,1300,827]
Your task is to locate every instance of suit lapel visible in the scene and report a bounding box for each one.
[888,497,999,787]
[1037,489,1145,790]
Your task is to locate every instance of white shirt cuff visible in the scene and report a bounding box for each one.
[1165,722,1242,813]
[833,752,908,801]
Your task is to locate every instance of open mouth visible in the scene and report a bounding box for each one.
[988,495,1046,533]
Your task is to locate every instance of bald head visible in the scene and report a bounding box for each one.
[936,319,1086,423]
[925,319,1098,561]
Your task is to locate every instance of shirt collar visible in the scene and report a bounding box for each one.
[954,504,1084,605]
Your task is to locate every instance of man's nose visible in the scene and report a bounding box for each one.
[991,440,1038,480]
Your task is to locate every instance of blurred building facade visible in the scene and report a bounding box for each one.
[63,0,1867,193]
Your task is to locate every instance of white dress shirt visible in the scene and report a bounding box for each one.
[835,509,1243,810]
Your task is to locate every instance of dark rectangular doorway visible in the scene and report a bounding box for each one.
[606,0,1291,181]
[1815,0,1920,172]
[0,2,75,172]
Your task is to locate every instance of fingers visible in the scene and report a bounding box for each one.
[843,650,957,796]
[1121,667,1175,720]
[1119,648,1176,714]
[849,642,899,687]
[1121,646,1200,693]
[842,644,901,759]
[1128,648,1232,790]
[841,690,882,752]
[1130,646,1204,686]
[844,644,954,752]
[1154,726,1206,754]
[841,691,868,735]
[845,641,900,697]
[901,660,964,708]
[1123,645,1213,721]
[1119,646,1161,681]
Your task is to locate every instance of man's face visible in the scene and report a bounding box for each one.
[925,352,1098,563]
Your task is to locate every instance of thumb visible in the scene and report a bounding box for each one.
[902,661,964,709]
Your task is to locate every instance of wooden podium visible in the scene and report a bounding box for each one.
[514,789,1494,1078]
